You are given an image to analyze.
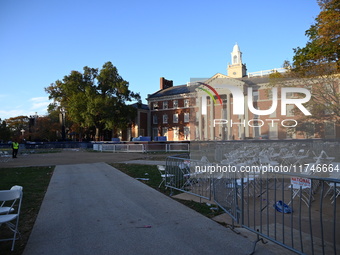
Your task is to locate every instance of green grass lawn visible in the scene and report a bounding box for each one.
[0,166,54,255]
[111,163,222,219]
[111,163,165,190]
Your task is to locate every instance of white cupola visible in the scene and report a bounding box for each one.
[231,43,242,65]
[227,43,247,78]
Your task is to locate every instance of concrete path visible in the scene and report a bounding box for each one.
[23,162,275,255]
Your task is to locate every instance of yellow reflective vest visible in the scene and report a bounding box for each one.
[12,142,19,149]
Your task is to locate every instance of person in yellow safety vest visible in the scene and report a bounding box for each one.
[12,141,19,158]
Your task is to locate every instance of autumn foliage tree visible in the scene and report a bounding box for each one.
[0,119,11,142]
[274,0,340,126]
[5,116,29,139]
[292,0,340,75]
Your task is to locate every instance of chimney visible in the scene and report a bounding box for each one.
[160,77,173,90]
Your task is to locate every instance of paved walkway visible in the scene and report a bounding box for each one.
[23,162,276,255]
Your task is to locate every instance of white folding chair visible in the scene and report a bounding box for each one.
[324,182,340,203]
[313,150,335,164]
[157,165,174,188]
[324,166,340,204]
[0,186,23,251]
[0,186,23,215]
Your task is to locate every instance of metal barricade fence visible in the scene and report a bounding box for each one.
[144,143,167,152]
[213,171,340,255]
[166,154,340,255]
[166,143,190,152]
[100,144,145,152]
[95,142,190,153]
[165,156,212,200]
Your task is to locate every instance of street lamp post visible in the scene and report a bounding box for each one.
[20,129,25,138]
[60,108,66,141]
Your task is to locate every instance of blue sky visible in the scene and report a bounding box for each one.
[0,0,320,120]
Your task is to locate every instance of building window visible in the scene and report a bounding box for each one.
[286,105,294,117]
[286,127,296,139]
[267,89,273,100]
[163,114,168,124]
[173,100,178,108]
[173,113,178,123]
[286,92,294,99]
[153,115,158,124]
[325,83,334,93]
[163,101,168,109]
[152,128,158,139]
[153,102,158,110]
[184,112,189,123]
[173,127,179,141]
[184,99,189,107]
[162,127,168,137]
[184,126,190,140]
[324,103,334,115]
[300,122,315,138]
[325,122,335,137]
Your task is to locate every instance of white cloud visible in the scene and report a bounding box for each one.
[29,97,50,111]
[0,97,51,120]
[0,109,26,120]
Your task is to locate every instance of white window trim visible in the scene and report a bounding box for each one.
[163,114,168,124]
[173,113,178,123]
[184,112,189,123]
[184,99,190,107]
[173,100,178,108]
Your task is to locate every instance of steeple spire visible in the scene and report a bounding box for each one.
[231,43,242,65]
[227,43,247,78]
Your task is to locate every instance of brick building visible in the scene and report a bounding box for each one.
[147,77,196,141]
[121,102,150,141]
[146,44,339,141]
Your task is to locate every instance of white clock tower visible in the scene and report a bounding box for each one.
[227,43,247,78]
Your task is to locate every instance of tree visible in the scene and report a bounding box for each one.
[28,116,60,142]
[45,62,140,140]
[5,116,29,139]
[273,0,340,125]
[292,0,340,75]
[0,119,12,142]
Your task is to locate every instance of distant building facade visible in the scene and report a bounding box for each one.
[145,44,339,141]
[119,103,150,141]
[147,77,195,141]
